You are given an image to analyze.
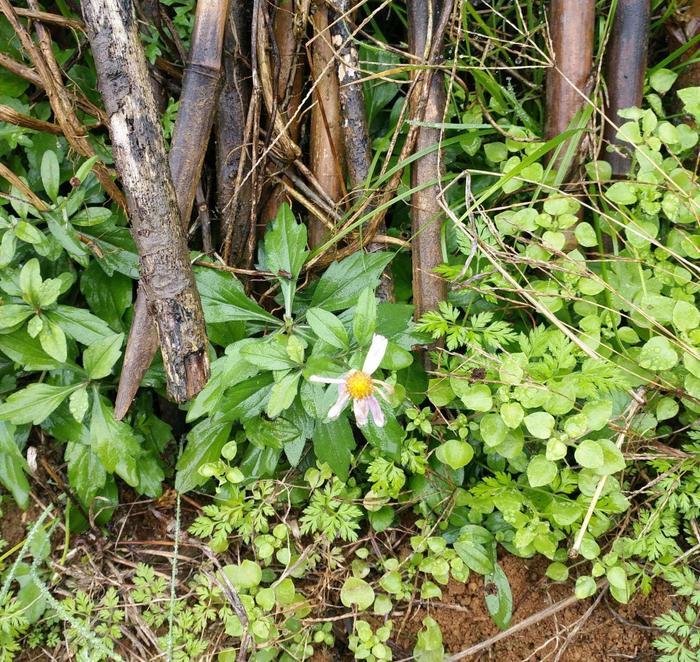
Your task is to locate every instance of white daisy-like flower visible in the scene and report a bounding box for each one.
[310,334,393,427]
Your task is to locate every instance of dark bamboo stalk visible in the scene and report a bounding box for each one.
[309,5,345,248]
[603,0,651,176]
[545,0,595,174]
[329,0,394,300]
[114,0,229,419]
[407,0,448,318]
[217,0,253,267]
[82,0,210,405]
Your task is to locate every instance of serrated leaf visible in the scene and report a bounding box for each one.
[0,383,79,425]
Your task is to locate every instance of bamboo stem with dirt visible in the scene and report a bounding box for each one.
[603,0,651,176]
[309,5,345,248]
[407,0,449,318]
[545,0,596,175]
[81,0,210,406]
[217,1,253,268]
[113,0,229,419]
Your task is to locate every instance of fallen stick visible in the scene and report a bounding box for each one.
[82,0,210,405]
[114,0,229,418]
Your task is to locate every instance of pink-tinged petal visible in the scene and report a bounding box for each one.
[354,398,370,426]
[362,334,388,375]
[367,396,385,427]
[309,375,345,384]
[328,389,350,419]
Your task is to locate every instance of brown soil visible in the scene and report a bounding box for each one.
[3,486,676,662]
[393,553,675,661]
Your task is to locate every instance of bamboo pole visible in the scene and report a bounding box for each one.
[407,0,448,318]
[217,1,253,267]
[603,0,651,176]
[330,0,394,301]
[82,0,210,406]
[309,5,345,248]
[545,0,596,174]
[114,0,229,419]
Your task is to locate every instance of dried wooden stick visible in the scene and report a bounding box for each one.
[407,0,449,317]
[545,0,595,174]
[217,0,253,267]
[0,0,124,207]
[309,5,345,248]
[82,0,210,406]
[113,0,229,419]
[0,103,62,134]
[603,0,651,176]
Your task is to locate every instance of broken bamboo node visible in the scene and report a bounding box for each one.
[113,0,229,418]
[82,0,212,410]
[603,0,651,177]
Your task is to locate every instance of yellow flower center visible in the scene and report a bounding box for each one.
[345,371,374,400]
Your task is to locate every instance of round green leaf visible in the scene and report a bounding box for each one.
[436,439,474,470]
[340,577,375,611]
[574,439,604,469]
[527,455,558,487]
[639,336,678,371]
[523,412,555,439]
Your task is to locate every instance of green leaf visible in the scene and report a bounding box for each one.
[65,439,107,507]
[245,416,301,450]
[480,414,508,447]
[361,411,404,461]
[454,525,495,575]
[0,383,79,425]
[500,402,524,429]
[14,221,44,245]
[605,182,637,206]
[673,301,700,332]
[83,333,124,379]
[575,439,604,469]
[523,412,555,439]
[79,262,131,331]
[650,68,678,94]
[222,560,262,590]
[656,397,679,421]
[452,382,492,412]
[263,203,308,315]
[353,287,377,346]
[89,393,140,484]
[340,577,375,611]
[639,336,678,371]
[46,306,113,345]
[575,575,597,599]
[575,222,598,247]
[71,207,112,226]
[0,422,30,509]
[527,455,558,487]
[595,439,626,475]
[40,150,59,201]
[195,267,279,325]
[306,307,349,349]
[38,319,67,363]
[0,304,33,330]
[0,329,60,370]
[311,252,393,311]
[218,373,274,423]
[266,372,301,418]
[435,439,474,470]
[241,337,300,371]
[69,386,89,423]
[175,417,232,493]
[484,564,512,630]
[546,562,569,582]
[413,616,445,662]
[312,415,355,481]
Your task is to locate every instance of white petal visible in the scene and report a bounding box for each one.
[362,334,388,375]
[327,389,350,419]
[354,398,370,426]
[309,375,345,384]
[367,396,385,427]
